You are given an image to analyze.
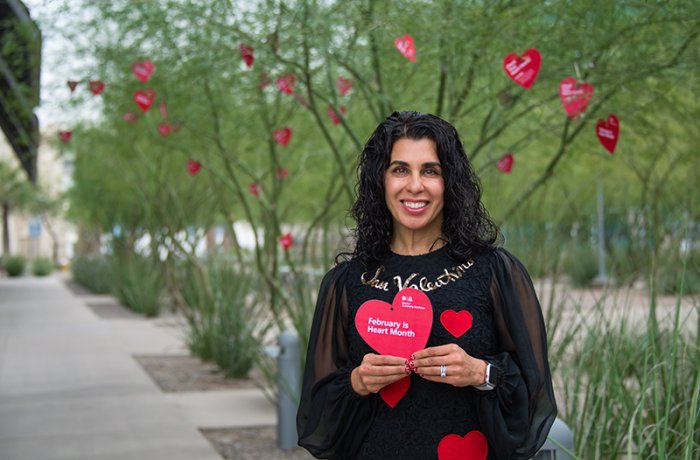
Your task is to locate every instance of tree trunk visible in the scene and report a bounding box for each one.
[2,201,10,256]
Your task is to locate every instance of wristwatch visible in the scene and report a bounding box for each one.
[475,362,499,391]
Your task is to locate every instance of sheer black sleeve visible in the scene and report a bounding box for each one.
[475,249,557,460]
[297,262,377,459]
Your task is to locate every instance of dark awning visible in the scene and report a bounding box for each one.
[0,0,41,183]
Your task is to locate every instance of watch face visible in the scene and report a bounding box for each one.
[487,364,499,386]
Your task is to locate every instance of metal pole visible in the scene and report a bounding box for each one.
[277,330,301,449]
[593,177,609,285]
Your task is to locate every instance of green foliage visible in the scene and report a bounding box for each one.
[71,255,113,294]
[554,294,699,458]
[657,249,700,296]
[31,257,54,276]
[113,255,163,317]
[183,257,265,378]
[4,255,26,277]
[563,244,600,288]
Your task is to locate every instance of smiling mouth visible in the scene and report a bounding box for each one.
[402,201,428,209]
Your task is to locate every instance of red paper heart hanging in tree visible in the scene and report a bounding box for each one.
[437,431,488,460]
[337,76,353,95]
[276,73,295,94]
[279,233,293,249]
[559,77,594,118]
[394,34,416,62]
[187,160,201,176]
[497,153,514,173]
[596,114,619,154]
[273,127,292,146]
[67,80,78,93]
[158,123,171,137]
[503,48,541,89]
[239,43,254,68]
[58,130,72,143]
[276,167,289,180]
[134,89,156,112]
[89,80,105,95]
[249,183,260,197]
[159,101,168,120]
[123,112,138,123]
[132,60,155,83]
[327,106,345,125]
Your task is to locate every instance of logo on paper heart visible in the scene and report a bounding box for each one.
[559,77,594,118]
[132,60,155,83]
[503,48,541,89]
[497,153,514,174]
[134,89,156,112]
[273,127,292,146]
[437,431,488,460]
[89,80,105,95]
[440,310,473,338]
[596,114,619,154]
[394,34,416,62]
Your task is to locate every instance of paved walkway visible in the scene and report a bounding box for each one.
[0,274,275,460]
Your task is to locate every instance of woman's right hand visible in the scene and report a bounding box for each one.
[351,353,408,396]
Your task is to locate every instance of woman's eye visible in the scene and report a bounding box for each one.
[393,166,408,174]
[423,168,441,176]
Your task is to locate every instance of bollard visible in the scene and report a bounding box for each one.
[277,330,301,449]
[532,418,575,459]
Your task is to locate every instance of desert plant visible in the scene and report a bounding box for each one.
[31,257,53,276]
[4,255,26,277]
[113,255,163,317]
[563,244,600,288]
[71,255,113,293]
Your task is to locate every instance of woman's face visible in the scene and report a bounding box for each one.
[384,137,445,240]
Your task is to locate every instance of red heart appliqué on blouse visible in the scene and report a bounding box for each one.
[440,310,473,338]
[437,431,488,460]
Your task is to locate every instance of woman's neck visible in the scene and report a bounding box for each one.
[390,232,445,256]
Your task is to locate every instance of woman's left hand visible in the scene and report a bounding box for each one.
[412,344,487,387]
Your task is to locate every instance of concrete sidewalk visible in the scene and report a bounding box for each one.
[0,275,275,460]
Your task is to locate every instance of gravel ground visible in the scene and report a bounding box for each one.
[200,427,314,460]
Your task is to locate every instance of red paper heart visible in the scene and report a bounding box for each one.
[134,89,156,112]
[67,80,78,92]
[276,167,289,180]
[89,80,105,95]
[596,114,619,154]
[240,43,254,68]
[132,60,155,83]
[123,112,138,123]
[497,153,514,173]
[158,123,171,137]
[273,127,292,146]
[249,183,260,197]
[276,73,295,94]
[337,76,352,95]
[503,48,541,89]
[355,288,433,360]
[327,106,342,125]
[437,431,488,460]
[159,101,168,119]
[58,130,72,143]
[394,34,416,62]
[440,310,473,338]
[559,77,594,118]
[380,376,410,408]
[187,159,201,175]
[279,233,293,249]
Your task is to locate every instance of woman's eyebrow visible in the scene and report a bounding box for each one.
[387,160,441,167]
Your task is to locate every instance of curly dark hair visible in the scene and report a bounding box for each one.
[348,110,500,267]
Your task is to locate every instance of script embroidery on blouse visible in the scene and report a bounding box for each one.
[360,259,474,293]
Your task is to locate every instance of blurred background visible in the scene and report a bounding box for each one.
[1,0,699,458]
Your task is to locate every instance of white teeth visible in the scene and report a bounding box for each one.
[404,201,427,209]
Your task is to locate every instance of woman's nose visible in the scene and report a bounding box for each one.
[406,173,424,193]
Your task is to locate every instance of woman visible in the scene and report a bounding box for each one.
[297,111,556,459]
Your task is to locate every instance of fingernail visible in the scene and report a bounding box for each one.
[410,353,415,360]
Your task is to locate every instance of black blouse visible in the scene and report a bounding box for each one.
[297,247,556,459]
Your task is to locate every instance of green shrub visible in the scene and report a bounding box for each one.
[4,255,26,277]
[71,255,113,293]
[563,244,599,287]
[114,255,162,317]
[657,249,700,296]
[32,257,54,276]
